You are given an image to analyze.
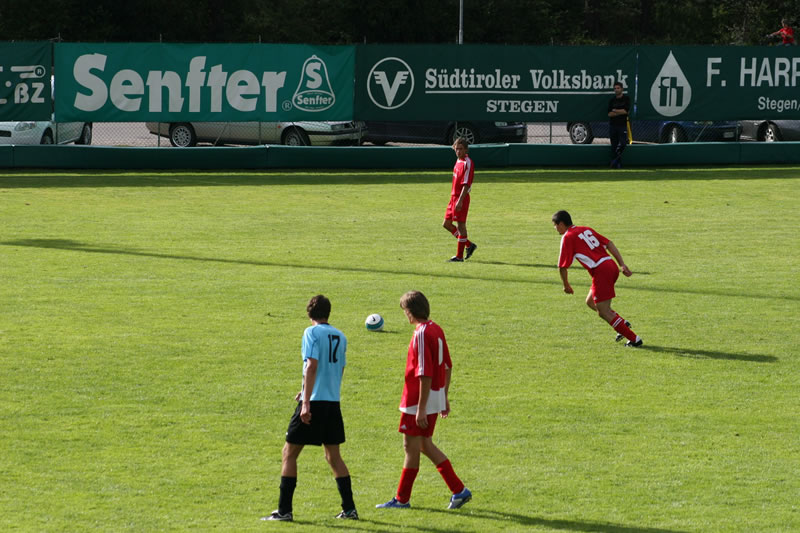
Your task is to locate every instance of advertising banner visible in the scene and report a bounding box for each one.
[638,46,800,120]
[355,44,637,121]
[0,42,52,121]
[54,43,355,122]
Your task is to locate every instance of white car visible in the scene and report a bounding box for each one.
[146,121,366,147]
[0,120,92,145]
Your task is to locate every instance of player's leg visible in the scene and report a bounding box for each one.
[443,217,458,236]
[455,220,469,260]
[585,290,598,313]
[593,264,641,345]
[393,434,422,504]
[610,127,620,167]
[324,444,357,518]
[421,437,469,503]
[596,299,640,345]
[264,442,303,521]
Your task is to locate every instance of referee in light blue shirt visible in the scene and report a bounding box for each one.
[262,295,358,522]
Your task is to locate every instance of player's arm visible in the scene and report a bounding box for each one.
[606,241,632,277]
[300,358,318,424]
[416,376,432,428]
[559,266,574,294]
[441,366,452,418]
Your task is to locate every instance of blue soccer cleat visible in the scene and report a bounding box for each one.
[448,487,472,509]
[376,497,411,509]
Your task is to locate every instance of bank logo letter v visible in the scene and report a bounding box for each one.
[367,57,415,110]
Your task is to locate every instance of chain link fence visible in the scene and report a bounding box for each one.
[80,120,743,148]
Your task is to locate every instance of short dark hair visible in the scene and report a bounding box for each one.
[400,290,430,321]
[552,210,573,226]
[613,81,624,89]
[453,137,469,150]
[307,294,331,320]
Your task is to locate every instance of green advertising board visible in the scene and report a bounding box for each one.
[637,46,800,120]
[0,42,52,121]
[354,44,636,121]
[54,43,355,122]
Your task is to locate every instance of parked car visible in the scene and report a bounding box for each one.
[566,120,740,144]
[0,120,92,145]
[363,121,526,145]
[0,74,93,146]
[739,120,800,142]
[146,121,365,147]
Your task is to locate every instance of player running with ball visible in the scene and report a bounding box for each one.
[552,210,643,347]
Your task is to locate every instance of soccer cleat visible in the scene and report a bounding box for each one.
[261,510,293,521]
[376,497,411,509]
[625,336,643,347]
[335,509,359,519]
[465,242,477,260]
[615,321,631,342]
[448,487,472,509]
[448,256,464,262]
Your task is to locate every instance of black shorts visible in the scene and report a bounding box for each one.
[285,401,346,446]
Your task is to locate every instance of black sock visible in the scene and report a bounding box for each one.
[335,476,355,511]
[278,476,297,514]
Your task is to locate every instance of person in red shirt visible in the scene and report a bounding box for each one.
[376,291,472,510]
[768,18,795,46]
[442,137,477,262]
[552,210,643,347]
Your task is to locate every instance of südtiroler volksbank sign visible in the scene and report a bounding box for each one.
[54,43,355,122]
[355,44,637,122]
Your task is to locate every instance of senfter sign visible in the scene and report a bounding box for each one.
[54,43,354,122]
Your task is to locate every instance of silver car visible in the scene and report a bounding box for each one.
[739,120,800,142]
[146,121,365,147]
[0,120,92,145]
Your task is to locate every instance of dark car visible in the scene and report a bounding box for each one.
[364,121,526,145]
[566,120,740,144]
[739,120,800,142]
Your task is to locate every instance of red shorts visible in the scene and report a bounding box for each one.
[590,260,620,303]
[444,195,470,222]
[398,412,439,438]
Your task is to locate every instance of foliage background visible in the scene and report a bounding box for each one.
[2,0,800,46]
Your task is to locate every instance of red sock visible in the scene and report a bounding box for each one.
[449,228,459,238]
[457,237,467,258]
[396,468,418,504]
[611,313,637,342]
[435,459,465,494]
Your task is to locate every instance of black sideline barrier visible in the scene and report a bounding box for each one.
[2,143,800,170]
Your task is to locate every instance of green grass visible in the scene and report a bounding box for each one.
[1,166,798,532]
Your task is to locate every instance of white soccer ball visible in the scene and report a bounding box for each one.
[365,313,384,331]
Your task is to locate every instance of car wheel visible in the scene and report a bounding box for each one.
[449,123,478,145]
[75,123,92,145]
[169,123,197,147]
[568,122,593,144]
[763,123,781,142]
[664,124,686,143]
[40,130,54,144]
[282,127,310,146]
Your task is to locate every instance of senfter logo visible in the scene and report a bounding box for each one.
[292,55,335,112]
[367,57,414,110]
[650,51,691,117]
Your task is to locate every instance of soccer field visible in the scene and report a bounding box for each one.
[1,167,798,532]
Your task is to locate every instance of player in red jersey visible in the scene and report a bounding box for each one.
[376,291,472,510]
[768,18,796,46]
[443,137,477,262]
[552,210,643,347]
